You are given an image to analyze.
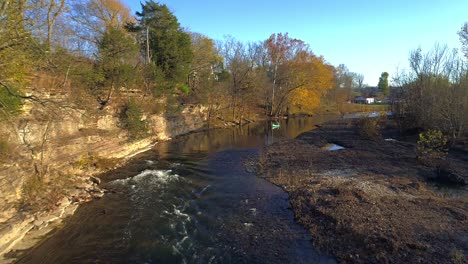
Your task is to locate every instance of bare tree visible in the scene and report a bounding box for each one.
[219,36,252,120]
[393,44,468,142]
[354,73,364,89]
[458,22,468,58]
[66,0,133,55]
[46,0,66,49]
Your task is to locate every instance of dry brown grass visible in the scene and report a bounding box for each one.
[259,119,468,263]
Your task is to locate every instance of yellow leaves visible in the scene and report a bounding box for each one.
[188,33,223,91]
[286,52,334,113]
[289,53,333,91]
[91,0,132,24]
[78,0,133,33]
[264,32,335,115]
[288,88,321,112]
[190,33,223,70]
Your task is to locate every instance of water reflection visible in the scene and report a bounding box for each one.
[15,116,338,264]
[156,115,337,157]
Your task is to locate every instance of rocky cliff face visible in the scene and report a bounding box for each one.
[0,101,208,259]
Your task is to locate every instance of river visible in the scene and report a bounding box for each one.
[15,116,338,264]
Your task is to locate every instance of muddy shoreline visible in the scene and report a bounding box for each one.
[259,119,467,263]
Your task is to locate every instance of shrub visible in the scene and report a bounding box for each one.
[179,83,190,94]
[416,129,448,167]
[21,174,66,211]
[76,153,94,169]
[119,99,148,139]
[21,175,46,210]
[0,85,23,116]
[76,153,120,170]
[355,116,381,140]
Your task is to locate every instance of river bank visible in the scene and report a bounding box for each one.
[259,119,467,263]
[9,116,338,263]
[0,104,214,263]
[0,138,158,263]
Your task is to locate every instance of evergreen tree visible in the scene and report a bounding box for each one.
[93,26,139,108]
[135,1,193,85]
[378,72,390,96]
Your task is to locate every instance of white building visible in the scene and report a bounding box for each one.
[355,97,375,104]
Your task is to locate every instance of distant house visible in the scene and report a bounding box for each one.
[355,96,375,104]
[355,97,366,104]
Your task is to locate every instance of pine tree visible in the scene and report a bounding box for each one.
[378,72,390,96]
[135,1,193,84]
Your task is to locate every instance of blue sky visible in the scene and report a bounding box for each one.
[122,0,467,86]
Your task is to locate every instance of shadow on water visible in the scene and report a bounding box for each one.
[14,115,338,264]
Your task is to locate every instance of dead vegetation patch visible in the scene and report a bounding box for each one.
[259,119,467,263]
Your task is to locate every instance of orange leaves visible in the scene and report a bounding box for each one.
[287,53,334,112]
[288,52,332,89]
[265,33,334,115]
[288,88,321,112]
[265,33,306,65]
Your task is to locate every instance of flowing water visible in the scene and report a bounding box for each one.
[15,116,338,264]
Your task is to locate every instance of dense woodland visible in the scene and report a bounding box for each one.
[0,0,467,142]
[0,0,338,122]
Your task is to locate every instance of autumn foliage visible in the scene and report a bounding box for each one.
[0,0,337,124]
[286,53,335,113]
[265,33,334,116]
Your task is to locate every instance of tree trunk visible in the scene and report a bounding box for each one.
[46,0,65,50]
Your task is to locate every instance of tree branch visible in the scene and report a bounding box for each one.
[0,80,88,116]
[0,80,47,106]
[273,83,306,117]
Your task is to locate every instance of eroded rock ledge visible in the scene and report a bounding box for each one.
[0,105,208,263]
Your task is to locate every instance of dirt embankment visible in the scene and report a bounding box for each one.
[260,120,467,264]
